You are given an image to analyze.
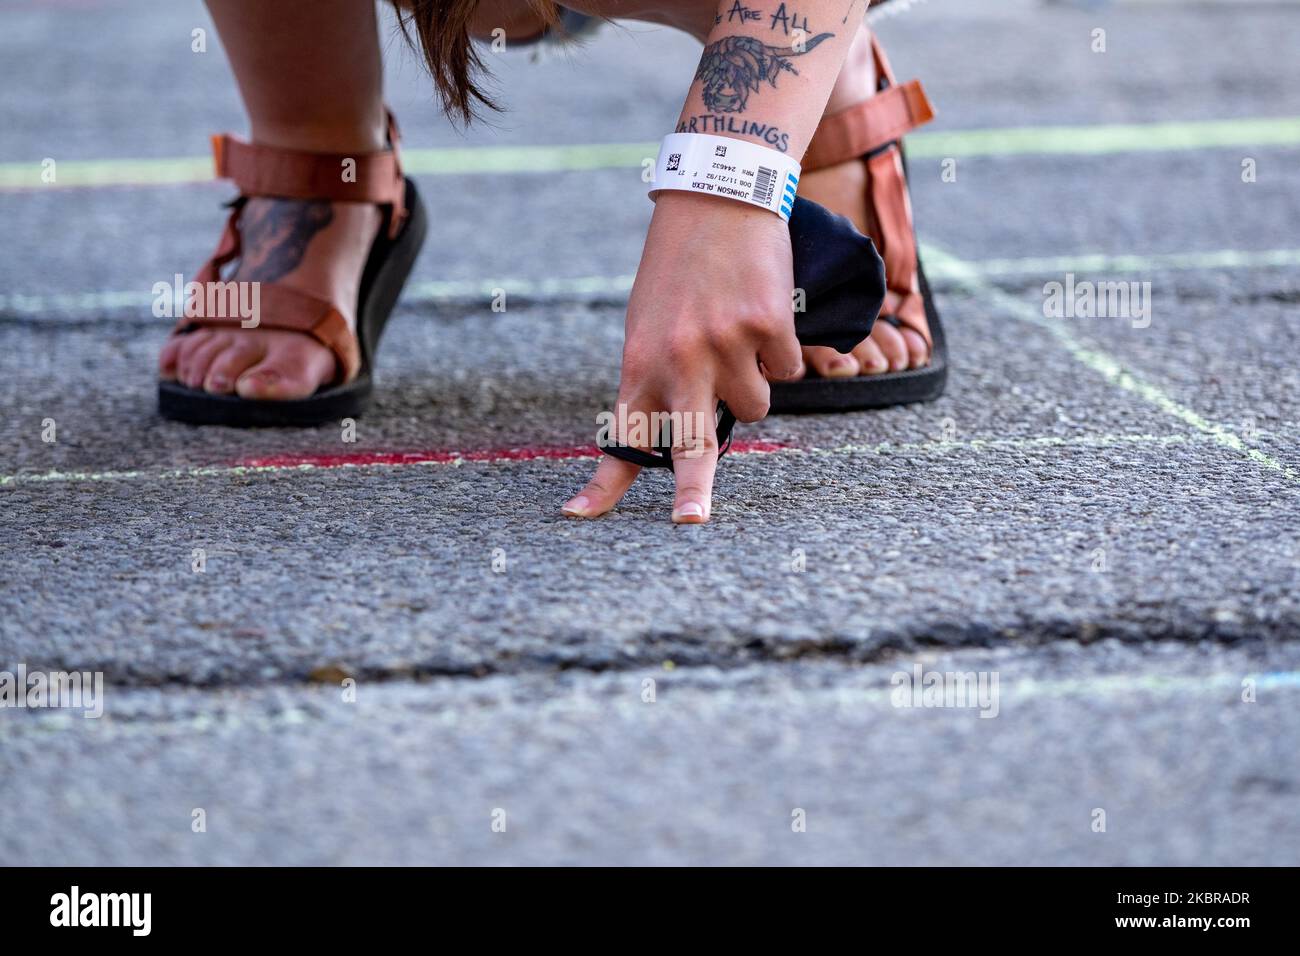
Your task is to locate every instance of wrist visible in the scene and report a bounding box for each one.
[647,190,790,261]
[650,132,799,221]
[653,189,770,216]
[649,192,788,249]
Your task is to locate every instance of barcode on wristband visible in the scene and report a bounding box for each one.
[751,166,776,206]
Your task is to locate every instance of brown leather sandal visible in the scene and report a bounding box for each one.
[158,112,427,427]
[770,34,946,413]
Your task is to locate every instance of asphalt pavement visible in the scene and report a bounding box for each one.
[1,0,1298,865]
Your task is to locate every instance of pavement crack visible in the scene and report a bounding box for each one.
[22,619,1289,693]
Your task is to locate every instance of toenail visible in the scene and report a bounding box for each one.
[210,376,229,391]
[824,356,856,378]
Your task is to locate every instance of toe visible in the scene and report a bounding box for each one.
[235,345,336,401]
[851,337,890,375]
[174,330,214,388]
[900,328,930,369]
[204,340,265,395]
[158,334,184,380]
[181,333,229,390]
[803,345,860,379]
[871,321,910,372]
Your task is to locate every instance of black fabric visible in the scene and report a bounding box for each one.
[602,196,885,469]
[788,195,885,353]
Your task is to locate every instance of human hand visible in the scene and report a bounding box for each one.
[563,190,802,523]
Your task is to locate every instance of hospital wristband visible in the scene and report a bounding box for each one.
[649,133,800,221]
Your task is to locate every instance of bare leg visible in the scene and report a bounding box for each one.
[159,0,386,400]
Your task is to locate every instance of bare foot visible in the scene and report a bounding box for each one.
[158,197,382,400]
[789,154,930,380]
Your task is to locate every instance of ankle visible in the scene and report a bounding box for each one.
[823,28,877,116]
[248,113,388,155]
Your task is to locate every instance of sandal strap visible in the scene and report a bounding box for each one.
[179,111,409,387]
[802,35,933,348]
[803,33,933,173]
[882,290,928,343]
[172,282,361,383]
[210,111,408,238]
[187,201,362,384]
[194,206,242,286]
[802,80,933,173]
[867,145,930,348]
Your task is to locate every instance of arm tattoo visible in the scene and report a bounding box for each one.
[677,113,793,151]
[694,31,834,114]
[234,199,335,283]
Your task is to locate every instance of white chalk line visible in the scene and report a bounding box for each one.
[2,245,1297,318]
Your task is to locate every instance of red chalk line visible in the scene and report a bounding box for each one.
[234,439,792,471]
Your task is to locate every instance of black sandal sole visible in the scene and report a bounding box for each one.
[158,177,428,428]
[769,259,946,413]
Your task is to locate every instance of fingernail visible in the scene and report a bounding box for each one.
[561,495,590,516]
[774,363,804,381]
[673,501,705,523]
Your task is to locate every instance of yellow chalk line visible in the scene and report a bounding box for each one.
[3,115,1298,190]
[923,244,1300,484]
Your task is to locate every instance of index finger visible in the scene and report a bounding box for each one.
[668,401,720,524]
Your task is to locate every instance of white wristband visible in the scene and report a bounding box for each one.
[649,133,800,221]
